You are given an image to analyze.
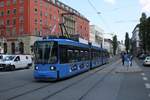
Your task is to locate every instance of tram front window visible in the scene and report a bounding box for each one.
[34,41,58,64]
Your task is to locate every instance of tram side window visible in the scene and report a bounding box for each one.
[67,49,75,63]
[74,50,80,62]
[85,51,89,60]
[94,52,97,60]
[80,50,84,61]
[98,51,100,59]
[60,47,68,64]
[103,51,105,57]
[92,51,94,60]
[100,50,102,58]
[96,51,99,59]
[104,51,106,57]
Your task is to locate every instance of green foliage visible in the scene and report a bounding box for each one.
[125,32,130,53]
[112,35,118,55]
[139,12,150,53]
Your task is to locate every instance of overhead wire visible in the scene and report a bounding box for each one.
[87,0,112,32]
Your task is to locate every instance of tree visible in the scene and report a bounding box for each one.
[139,12,147,53]
[146,17,150,52]
[125,32,130,53]
[112,35,118,55]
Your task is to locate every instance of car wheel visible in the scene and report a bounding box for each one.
[11,65,15,71]
[26,64,32,69]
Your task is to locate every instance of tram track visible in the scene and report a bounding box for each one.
[78,66,117,100]
[7,65,106,100]
[4,59,120,100]
[42,60,119,100]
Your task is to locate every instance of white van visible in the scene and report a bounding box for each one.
[0,54,9,61]
[0,55,32,71]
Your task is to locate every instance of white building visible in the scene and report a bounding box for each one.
[89,25,104,47]
[117,41,125,54]
[132,24,141,55]
[103,38,113,55]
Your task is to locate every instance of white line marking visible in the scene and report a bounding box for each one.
[143,77,148,81]
[141,73,145,76]
[145,83,150,89]
[148,94,150,97]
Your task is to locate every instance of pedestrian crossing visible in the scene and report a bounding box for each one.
[115,60,142,73]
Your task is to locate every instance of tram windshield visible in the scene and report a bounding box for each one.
[34,41,58,64]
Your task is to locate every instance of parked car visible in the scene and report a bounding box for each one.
[139,54,146,60]
[143,56,150,66]
[0,54,32,71]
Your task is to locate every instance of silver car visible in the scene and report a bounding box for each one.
[143,56,150,66]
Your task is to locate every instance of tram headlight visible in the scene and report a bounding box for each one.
[50,66,56,71]
[35,66,38,70]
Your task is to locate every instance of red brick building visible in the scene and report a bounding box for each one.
[0,0,89,54]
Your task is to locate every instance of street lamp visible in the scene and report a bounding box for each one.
[97,12,101,14]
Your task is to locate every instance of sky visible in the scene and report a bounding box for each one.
[60,0,150,41]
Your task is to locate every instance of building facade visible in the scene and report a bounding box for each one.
[103,38,113,56]
[132,24,142,56]
[0,0,89,54]
[89,25,104,47]
[117,41,125,54]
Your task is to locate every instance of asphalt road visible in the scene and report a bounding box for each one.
[0,58,150,100]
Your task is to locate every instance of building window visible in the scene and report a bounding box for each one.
[13,0,17,4]
[19,7,24,14]
[19,42,24,54]
[34,8,38,13]
[40,11,42,16]
[35,19,38,23]
[0,1,4,7]
[7,9,10,15]
[0,11,4,16]
[13,18,16,25]
[12,27,16,35]
[6,20,10,25]
[6,0,11,6]
[40,0,42,6]
[19,0,24,4]
[51,0,56,4]
[0,19,4,25]
[34,0,38,3]
[40,19,42,24]
[19,24,24,33]
[11,42,15,54]
[6,27,11,35]
[50,14,52,19]
[19,16,24,23]
[13,8,17,15]
[45,13,48,17]
[4,43,7,54]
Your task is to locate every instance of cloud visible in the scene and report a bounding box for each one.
[140,0,150,12]
[104,0,116,4]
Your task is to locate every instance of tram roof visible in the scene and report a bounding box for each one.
[38,39,89,48]
[37,38,105,51]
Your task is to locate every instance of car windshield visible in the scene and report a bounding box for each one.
[34,41,58,64]
[3,56,15,61]
[146,57,150,60]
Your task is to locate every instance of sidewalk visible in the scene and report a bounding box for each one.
[115,59,142,73]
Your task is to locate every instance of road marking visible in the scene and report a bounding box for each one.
[145,83,150,89]
[141,73,145,76]
[148,94,150,97]
[143,77,148,81]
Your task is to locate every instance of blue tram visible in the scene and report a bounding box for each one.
[34,38,109,81]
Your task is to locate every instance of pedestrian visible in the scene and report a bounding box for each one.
[121,53,125,66]
[124,53,129,67]
[129,55,133,66]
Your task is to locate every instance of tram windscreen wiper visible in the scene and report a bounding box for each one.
[34,41,58,64]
